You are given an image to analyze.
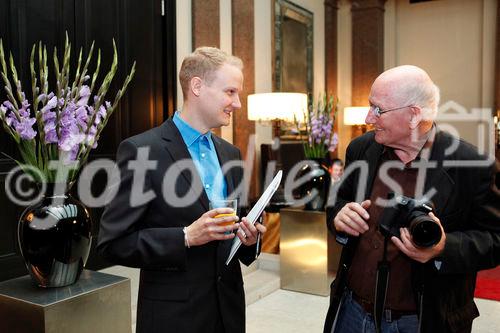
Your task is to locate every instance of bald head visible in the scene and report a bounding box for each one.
[371,65,440,120]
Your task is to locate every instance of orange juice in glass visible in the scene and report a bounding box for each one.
[210,199,238,227]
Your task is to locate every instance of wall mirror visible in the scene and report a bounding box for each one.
[274,0,313,95]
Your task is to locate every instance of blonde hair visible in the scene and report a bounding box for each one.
[179,47,243,100]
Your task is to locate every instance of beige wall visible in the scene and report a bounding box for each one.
[335,0,497,157]
[386,0,496,109]
[385,0,497,154]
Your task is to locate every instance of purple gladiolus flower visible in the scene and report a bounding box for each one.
[77,85,91,106]
[19,99,30,118]
[75,106,88,128]
[45,128,58,143]
[94,105,107,125]
[42,110,56,123]
[302,95,338,158]
[41,96,58,113]
[69,145,80,161]
[329,133,339,152]
[16,117,37,140]
[59,129,84,152]
[6,113,17,127]
[2,100,14,111]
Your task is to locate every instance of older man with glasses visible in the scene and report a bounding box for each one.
[323,65,500,333]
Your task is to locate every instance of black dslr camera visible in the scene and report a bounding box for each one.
[378,192,441,248]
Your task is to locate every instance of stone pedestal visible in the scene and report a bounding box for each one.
[0,270,131,333]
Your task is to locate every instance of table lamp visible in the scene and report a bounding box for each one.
[344,106,370,137]
[248,92,307,137]
[248,92,307,207]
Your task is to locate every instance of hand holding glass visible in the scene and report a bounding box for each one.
[209,199,238,227]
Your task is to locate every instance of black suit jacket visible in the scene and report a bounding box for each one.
[97,119,256,333]
[324,129,500,333]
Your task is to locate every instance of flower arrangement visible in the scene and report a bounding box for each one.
[297,93,338,159]
[0,33,135,183]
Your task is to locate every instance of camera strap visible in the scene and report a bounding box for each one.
[374,236,391,333]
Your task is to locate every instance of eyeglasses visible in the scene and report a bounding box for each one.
[371,105,412,117]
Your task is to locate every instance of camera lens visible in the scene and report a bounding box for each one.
[409,214,442,248]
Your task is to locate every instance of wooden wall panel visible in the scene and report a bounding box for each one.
[192,0,220,49]
[325,0,340,158]
[192,0,220,135]
[351,0,386,106]
[325,0,339,97]
[232,0,257,201]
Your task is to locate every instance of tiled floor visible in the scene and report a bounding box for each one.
[101,260,500,333]
[247,289,500,333]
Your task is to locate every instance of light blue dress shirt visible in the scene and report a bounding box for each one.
[173,111,227,202]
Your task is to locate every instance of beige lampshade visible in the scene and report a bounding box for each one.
[247,93,307,122]
[344,106,370,125]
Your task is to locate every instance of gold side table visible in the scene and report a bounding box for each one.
[280,208,342,296]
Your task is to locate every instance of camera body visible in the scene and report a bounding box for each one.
[379,192,441,248]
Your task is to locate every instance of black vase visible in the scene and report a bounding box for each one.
[17,183,92,287]
[299,159,331,211]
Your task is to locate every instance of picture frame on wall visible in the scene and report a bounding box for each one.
[274,0,313,95]
[274,0,313,138]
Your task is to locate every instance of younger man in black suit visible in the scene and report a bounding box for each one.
[98,47,266,333]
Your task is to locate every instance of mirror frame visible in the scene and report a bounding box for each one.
[274,0,314,95]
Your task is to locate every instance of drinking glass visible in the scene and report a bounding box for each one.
[209,199,238,227]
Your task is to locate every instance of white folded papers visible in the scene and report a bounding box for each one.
[225,170,283,265]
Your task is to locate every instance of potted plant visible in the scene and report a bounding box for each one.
[0,33,135,287]
[295,94,338,210]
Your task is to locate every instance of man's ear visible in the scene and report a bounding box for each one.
[409,106,422,129]
[190,77,203,97]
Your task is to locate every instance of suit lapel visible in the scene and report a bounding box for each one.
[422,130,455,214]
[161,119,210,211]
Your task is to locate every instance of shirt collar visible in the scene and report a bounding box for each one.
[173,111,212,147]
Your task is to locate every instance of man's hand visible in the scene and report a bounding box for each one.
[236,217,267,246]
[333,200,371,236]
[186,208,240,246]
[391,212,446,263]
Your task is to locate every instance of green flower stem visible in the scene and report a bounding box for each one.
[9,53,24,108]
[89,49,101,96]
[75,42,96,100]
[1,33,136,184]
